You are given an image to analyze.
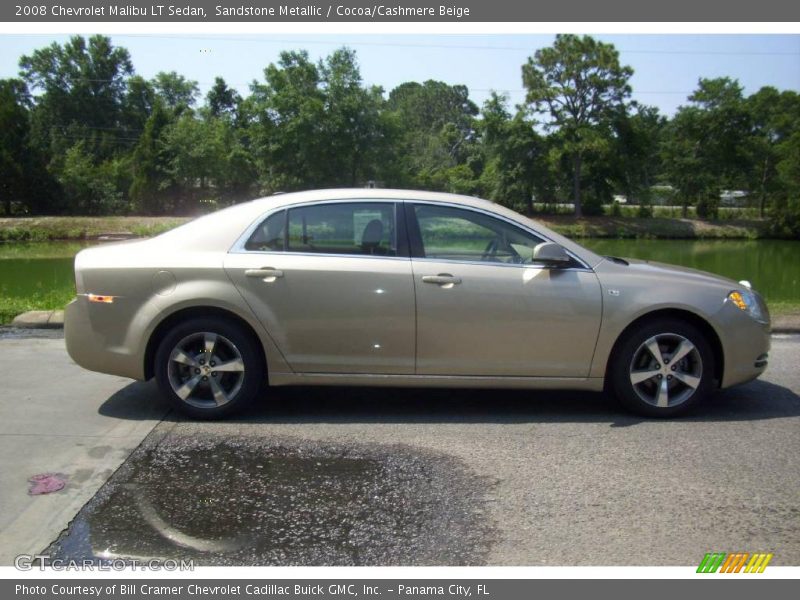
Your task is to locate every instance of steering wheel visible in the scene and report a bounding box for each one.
[481,238,499,261]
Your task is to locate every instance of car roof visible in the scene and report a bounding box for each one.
[249,188,494,209]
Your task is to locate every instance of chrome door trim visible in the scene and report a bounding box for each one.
[230,197,594,271]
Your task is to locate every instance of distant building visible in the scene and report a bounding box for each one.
[720,190,749,207]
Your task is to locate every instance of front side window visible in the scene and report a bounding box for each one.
[287,202,397,256]
[413,204,545,264]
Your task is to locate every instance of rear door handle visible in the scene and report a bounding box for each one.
[245,267,284,280]
[422,274,462,286]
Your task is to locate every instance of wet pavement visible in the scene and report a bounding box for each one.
[45,430,495,565]
[0,326,64,339]
[4,334,800,565]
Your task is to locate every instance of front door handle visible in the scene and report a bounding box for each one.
[422,274,462,287]
[245,267,284,281]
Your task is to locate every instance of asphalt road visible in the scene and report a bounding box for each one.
[2,332,799,565]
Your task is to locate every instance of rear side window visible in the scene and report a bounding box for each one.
[244,210,286,251]
[286,202,397,256]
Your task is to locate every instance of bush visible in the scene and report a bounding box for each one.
[59,143,126,215]
[637,202,653,218]
[768,199,800,238]
[696,194,720,219]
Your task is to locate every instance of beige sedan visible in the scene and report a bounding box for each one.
[65,189,770,418]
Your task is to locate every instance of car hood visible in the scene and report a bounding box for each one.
[605,257,742,290]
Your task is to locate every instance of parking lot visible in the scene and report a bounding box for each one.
[1,331,798,565]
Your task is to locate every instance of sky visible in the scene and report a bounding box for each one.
[0,33,798,116]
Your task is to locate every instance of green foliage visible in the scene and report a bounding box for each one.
[0,78,61,215]
[695,195,719,220]
[206,77,241,119]
[20,35,134,163]
[522,34,633,216]
[0,35,798,239]
[637,202,653,219]
[386,79,479,190]
[58,142,125,215]
[151,71,199,110]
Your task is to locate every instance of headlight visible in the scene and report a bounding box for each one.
[728,288,768,323]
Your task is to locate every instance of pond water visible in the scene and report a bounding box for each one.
[0,242,93,300]
[0,238,797,308]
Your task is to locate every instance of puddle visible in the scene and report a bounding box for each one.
[46,435,495,565]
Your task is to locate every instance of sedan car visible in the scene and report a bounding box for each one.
[65,189,771,419]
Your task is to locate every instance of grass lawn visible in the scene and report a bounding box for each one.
[0,216,189,242]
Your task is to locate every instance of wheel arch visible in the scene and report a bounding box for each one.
[604,308,724,388]
[144,305,267,381]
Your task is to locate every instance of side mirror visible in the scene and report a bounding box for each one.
[532,242,570,267]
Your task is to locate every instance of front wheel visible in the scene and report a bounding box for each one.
[609,318,715,418]
[154,317,264,419]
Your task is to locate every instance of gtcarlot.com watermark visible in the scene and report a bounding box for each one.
[14,554,194,571]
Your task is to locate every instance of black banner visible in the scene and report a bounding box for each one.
[3,0,800,22]
[5,579,799,600]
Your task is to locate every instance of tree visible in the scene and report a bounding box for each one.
[246,48,390,190]
[386,80,479,191]
[20,35,134,165]
[663,78,752,218]
[206,77,241,120]
[58,142,124,215]
[246,50,326,190]
[662,106,714,217]
[522,34,633,216]
[130,100,175,214]
[318,48,391,186]
[478,93,551,213]
[152,71,199,110]
[122,75,156,133]
[611,103,666,208]
[747,87,800,217]
[0,78,60,214]
[0,79,32,214]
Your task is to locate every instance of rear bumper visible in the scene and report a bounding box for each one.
[64,296,145,380]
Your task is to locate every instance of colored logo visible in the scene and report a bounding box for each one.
[697,552,773,573]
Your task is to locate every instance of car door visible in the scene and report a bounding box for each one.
[225,200,415,374]
[408,203,602,378]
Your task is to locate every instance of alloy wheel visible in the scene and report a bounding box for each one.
[628,332,703,408]
[167,332,245,409]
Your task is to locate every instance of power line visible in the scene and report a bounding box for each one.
[6,33,800,56]
[22,76,705,96]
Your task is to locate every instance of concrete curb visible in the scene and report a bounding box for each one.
[8,309,800,334]
[10,310,64,329]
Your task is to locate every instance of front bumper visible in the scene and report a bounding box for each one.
[718,308,771,389]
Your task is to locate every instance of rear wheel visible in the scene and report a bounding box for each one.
[609,318,715,417]
[154,317,264,419]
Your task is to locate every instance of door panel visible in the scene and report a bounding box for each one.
[225,201,415,374]
[413,261,602,376]
[226,253,415,374]
[408,203,602,377]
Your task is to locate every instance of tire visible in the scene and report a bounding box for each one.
[154,316,264,419]
[608,318,715,418]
